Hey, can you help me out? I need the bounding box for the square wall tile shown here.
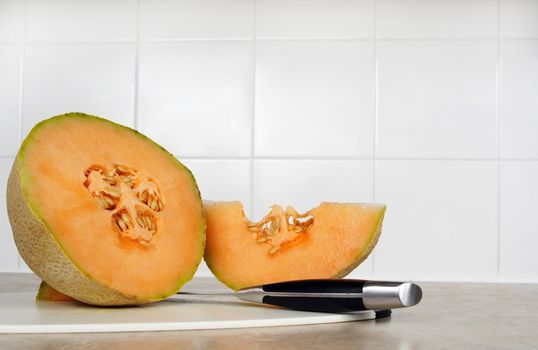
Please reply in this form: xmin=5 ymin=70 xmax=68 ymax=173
xmin=26 ymin=0 xmax=137 ymax=41
xmin=253 ymin=160 xmax=373 ymax=218
xmin=501 ymin=0 xmax=538 ymax=38
xmin=140 ymin=0 xmax=253 ymax=40
xmin=0 ymin=44 xmax=21 ymax=156
xmin=0 ymin=0 xmax=24 ymax=42
xmin=180 ymin=159 xmax=251 ymax=214
xmin=376 ymin=0 xmax=498 ymax=39
xmin=374 ymin=160 xmax=498 ymax=281
xmin=255 ymin=41 xmax=374 ymax=157
xmin=23 ymin=43 xmax=135 ymax=136
xmin=256 ymin=0 xmax=374 ymax=39
xmin=500 ymin=41 xmax=538 ymax=159
xmin=499 ymin=162 xmax=538 ymax=281
xmin=0 ymin=158 xmax=18 ymax=271
xmin=377 ymin=41 xmax=498 ymax=159
xmin=138 ymin=42 xmax=253 ymax=157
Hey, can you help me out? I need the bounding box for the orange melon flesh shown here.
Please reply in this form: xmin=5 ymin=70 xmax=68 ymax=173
xmin=7 ymin=113 xmax=205 ymax=305
xmin=204 ymin=201 xmax=386 ymax=291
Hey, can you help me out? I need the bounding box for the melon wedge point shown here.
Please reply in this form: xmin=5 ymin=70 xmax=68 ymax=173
xmin=7 ymin=113 xmax=205 ymax=306
xmin=36 ymin=281 xmax=76 ymax=302
xmin=203 ymin=201 xmax=386 ymax=291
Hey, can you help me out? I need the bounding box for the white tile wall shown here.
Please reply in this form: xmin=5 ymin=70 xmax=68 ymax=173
xmin=376 ymin=41 xmax=498 ymax=159
xmin=140 ymin=0 xmax=254 ymax=40
xmin=26 ymin=0 xmax=138 ymax=42
xmin=374 ymin=160 xmax=498 ymax=281
xmin=500 ymin=41 xmax=538 ymax=159
xmin=138 ymin=42 xmax=253 ymax=157
xmin=499 ymin=162 xmax=538 ymax=281
xmin=376 ymin=0 xmax=498 ymax=39
xmin=0 ymin=44 xmax=21 ymax=156
xmin=0 ymin=0 xmax=537 ymax=283
xmin=23 ymin=43 xmax=136 ymax=137
xmin=0 ymin=0 xmax=23 ymax=42
xmin=256 ymin=0 xmax=374 ymax=39
xmin=252 ymin=160 xmax=373 ymax=218
xmin=255 ymin=41 xmax=374 ymax=157
xmin=500 ymin=0 xmax=538 ymax=38
xmin=182 ymin=159 xmax=252 ymax=213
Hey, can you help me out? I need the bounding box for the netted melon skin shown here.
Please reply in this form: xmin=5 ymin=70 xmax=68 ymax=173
xmin=7 ymin=158 xmax=150 ymax=306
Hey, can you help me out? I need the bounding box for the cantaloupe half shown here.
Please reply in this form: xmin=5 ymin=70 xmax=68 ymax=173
xmin=7 ymin=113 xmax=205 ymax=306
xmin=204 ymin=201 xmax=386 ymax=290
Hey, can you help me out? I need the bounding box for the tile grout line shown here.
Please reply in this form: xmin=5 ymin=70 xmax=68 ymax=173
xmin=4 ymin=154 xmax=538 ymax=162
xmin=132 ymin=0 xmax=141 ymax=130
xmin=8 ymin=37 xmax=538 ymax=45
xmin=371 ymin=0 xmax=378 ymax=277
xmin=16 ymin=0 xmax=28 ymax=271
xmin=257 ymin=37 xmax=504 ymax=42
xmin=249 ymin=0 xmax=257 ymax=219
xmin=496 ymin=0 xmax=502 ymax=279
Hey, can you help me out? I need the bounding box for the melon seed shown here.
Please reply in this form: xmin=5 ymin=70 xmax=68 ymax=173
xmin=96 ymin=197 xmax=109 ymax=209
xmin=107 ymin=188 xmax=121 ymax=198
xmin=103 ymin=196 xmax=115 ymax=207
xmin=146 ymin=218 xmax=154 ymax=231
xmin=136 ymin=217 xmax=145 ymax=228
xmin=143 ymin=216 xmax=152 ymax=229
xmin=121 ymin=213 xmax=131 ymax=226
xmin=116 ymin=217 xmax=127 ymax=231
xmin=116 ymin=165 xmax=129 ymax=173
xmin=257 ymin=237 xmax=268 ymax=243
xmin=104 ymin=177 xmax=116 ymax=185
xmin=139 ymin=191 xmax=148 ymax=202
xmin=268 ymin=246 xmax=280 ymax=255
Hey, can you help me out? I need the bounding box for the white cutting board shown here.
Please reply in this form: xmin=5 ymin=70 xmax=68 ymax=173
xmin=0 ymin=291 xmax=376 ymax=333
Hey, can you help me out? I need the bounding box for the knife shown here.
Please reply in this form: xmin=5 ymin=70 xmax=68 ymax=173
xmin=178 ymin=279 xmax=422 ymax=314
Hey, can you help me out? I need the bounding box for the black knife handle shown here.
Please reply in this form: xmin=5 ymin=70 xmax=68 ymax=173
xmin=261 ymin=279 xmax=367 ymax=313
xmin=262 ymin=295 xmax=365 ymax=313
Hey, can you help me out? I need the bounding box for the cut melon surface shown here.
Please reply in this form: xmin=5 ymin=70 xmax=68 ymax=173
xmin=7 ymin=113 xmax=205 ymax=306
xmin=204 ymin=201 xmax=386 ymax=291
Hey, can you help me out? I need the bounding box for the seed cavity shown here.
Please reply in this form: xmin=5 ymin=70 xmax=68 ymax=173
xmin=247 ymin=205 xmax=314 ymax=256
xmin=83 ymin=164 xmax=164 ymax=247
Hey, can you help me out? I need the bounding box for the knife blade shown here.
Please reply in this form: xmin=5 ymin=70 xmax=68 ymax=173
xmin=177 ymin=279 xmax=422 ymax=313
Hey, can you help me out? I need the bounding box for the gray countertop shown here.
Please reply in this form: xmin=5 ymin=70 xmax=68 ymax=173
xmin=0 ymin=273 xmax=536 ymax=349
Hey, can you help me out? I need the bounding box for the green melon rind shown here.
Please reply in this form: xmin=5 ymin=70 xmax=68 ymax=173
xmin=204 ymin=202 xmax=386 ymax=291
xmin=8 ymin=112 xmax=205 ymax=306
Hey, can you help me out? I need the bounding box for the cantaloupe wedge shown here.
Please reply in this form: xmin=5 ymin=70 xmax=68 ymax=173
xmin=7 ymin=113 xmax=205 ymax=306
xmin=36 ymin=281 xmax=75 ymax=302
xmin=204 ymin=201 xmax=386 ymax=290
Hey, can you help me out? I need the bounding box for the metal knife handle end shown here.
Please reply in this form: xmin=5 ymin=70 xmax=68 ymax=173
xmin=363 ymin=281 xmax=422 ymax=310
